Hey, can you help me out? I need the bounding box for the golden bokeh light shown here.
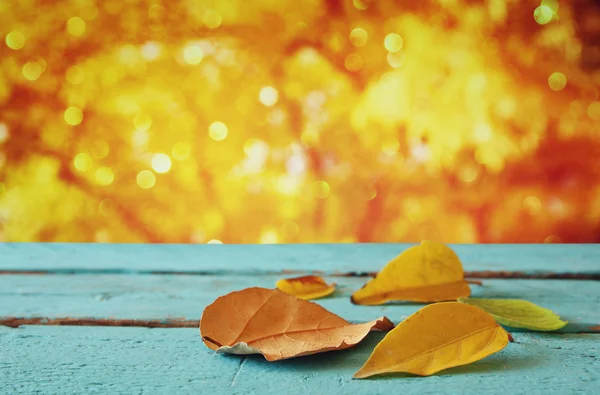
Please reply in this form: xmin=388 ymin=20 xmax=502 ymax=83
xmin=344 ymin=52 xmax=363 ymax=72
xmin=260 ymin=228 xmax=279 ymax=244
xmin=73 ymin=153 xmax=93 ymax=172
xmin=349 ymin=28 xmax=368 ymax=47
xmin=209 ymin=121 xmax=228 ymax=141
xmin=64 ymin=107 xmax=83 ymax=126
xmin=172 ymin=141 xmax=191 ymax=161
xmin=353 ymin=0 xmax=371 ymax=11
xmin=95 ymin=167 xmax=115 ymax=186
xmin=131 ymin=130 xmax=150 ymax=147
xmin=182 ymin=44 xmax=204 ymax=65
xmin=548 ymin=72 xmax=567 ymax=91
xmin=141 ymin=41 xmax=162 ymax=61
xmin=458 ymin=166 xmax=479 ymax=183
xmin=534 ymin=5 xmax=553 ymax=25
xmin=386 ymin=52 xmax=404 ymax=68
xmin=203 ymin=10 xmax=222 ymax=29
xmin=588 ymin=102 xmax=600 ymax=120
xmin=523 ymin=196 xmax=542 ymax=215
xmin=151 ymin=153 xmax=172 ymax=174
xmin=259 ymin=86 xmax=279 ymax=107
xmin=5 ymin=31 xmax=25 ymax=50
xmin=383 ymin=33 xmax=403 ymax=53
xmin=1 ymin=0 xmax=599 ymax=244
xmin=22 ymin=61 xmax=44 ymax=81
xmin=136 ymin=170 xmax=156 ymax=189
xmin=67 ymin=17 xmax=86 ymax=37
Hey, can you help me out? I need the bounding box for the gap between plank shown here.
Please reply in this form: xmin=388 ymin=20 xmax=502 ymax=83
xmin=2 ymin=316 xmax=599 ymax=333
xmin=0 ymin=269 xmax=598 ymax=280
xmin=0 ymin=317 xmax=198 ymax=329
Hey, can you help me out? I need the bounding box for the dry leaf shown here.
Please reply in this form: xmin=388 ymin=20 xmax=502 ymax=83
xmin=200 ymin=287 xmax=394 ymax=361
xmin=458 ymin=297 xmax=568 ymax=331
xmin=351 ymin=241 xmax=471 ymax=305
xmin=354 ymin=302 xmax=510 ymax=378
xmin=275 ymin=275 xmax=335 ymax=300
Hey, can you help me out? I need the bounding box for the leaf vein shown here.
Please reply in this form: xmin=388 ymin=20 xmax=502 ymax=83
xmin=395 ymin=324 xmax=499 ymax=367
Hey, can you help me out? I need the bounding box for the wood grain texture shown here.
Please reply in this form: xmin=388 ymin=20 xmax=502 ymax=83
xmin=1 ymin=326 xmax=598 ymax=394
xmin=1 ymin=275 xmax=598 ymax=332
xmin=1 ymin=243 xmax=599 ymax=274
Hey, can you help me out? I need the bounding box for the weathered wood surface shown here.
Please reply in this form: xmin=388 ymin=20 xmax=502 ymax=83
xmin=0 ymin=243 xmax=599 ymax=393
xmin=1 ymin=275 xmax=598 ymax=332
xmin=1 ymin=327 xmax=598 ymax=394
xmin=2 ymin=243 xmax=599 ymax=275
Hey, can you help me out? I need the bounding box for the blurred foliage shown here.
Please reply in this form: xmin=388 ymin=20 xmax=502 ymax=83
xmin=0 ymin=0 xmax=599 ymax=244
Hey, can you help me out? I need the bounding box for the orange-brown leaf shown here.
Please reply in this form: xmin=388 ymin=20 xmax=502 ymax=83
xmin=200 ymin=287 xmax=394 ymax=361
xmin=276 ymin=275 xmax=335 ymax=300
xmin=354 ymin=302 xmax=510 ymax=378
xmin=351 ymin=241 xmax=471 ymax=305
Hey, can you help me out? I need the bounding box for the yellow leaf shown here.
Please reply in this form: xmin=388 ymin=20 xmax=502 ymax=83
xmin=351 ymin=241 xmax=470 ymax=305
xmin=354 ymin=302 xmax=510 ymax=378
xmin=458 ymin=297 xmax=568 ymax=331
xmin=276 ymin=275 xmax=335 ymax=300
xmin=200 ymin=287 xmax=394 ymax=361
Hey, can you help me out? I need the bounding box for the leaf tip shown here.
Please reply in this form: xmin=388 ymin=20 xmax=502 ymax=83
xmin=555 ymin=319 xmax=568 ymax=330
xmin=353 ymin=368 xmax=371 ymax=379
xmin=373 ymin=316 xmax=395 ymax=331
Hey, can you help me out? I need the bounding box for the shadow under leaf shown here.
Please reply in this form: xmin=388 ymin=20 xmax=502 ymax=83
xmin=357 ymin=351 xmax=542 ymax=380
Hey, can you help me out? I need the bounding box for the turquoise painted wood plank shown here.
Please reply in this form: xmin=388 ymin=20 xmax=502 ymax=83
xmin=1 ymin=326 xmax=598 ymax=394
xmin=1 ymin=243 xmax=599 ymax=274
xmin=1 ymin=275 xmax=597 ymax=332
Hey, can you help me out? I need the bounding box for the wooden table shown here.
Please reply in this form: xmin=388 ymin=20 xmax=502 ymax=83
xmin=1 ymin=243 xmax=599 ymax=394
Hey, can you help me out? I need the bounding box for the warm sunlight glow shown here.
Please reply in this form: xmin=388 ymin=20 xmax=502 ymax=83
xmin=64 ymin=107 xmax=83 ymax=126
xmin=137 ymin=170 xmax=156 ymax=189
xmin=209 ymin=122 xmax=228 ymax=141
xmin=151 ymin=153 xmax=172 ymax=173
xmin=1 ymin=0 xmax=598 ymax=244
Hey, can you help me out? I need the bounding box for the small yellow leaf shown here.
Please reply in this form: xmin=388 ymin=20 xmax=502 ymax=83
xmin=276 ymin=275 xmax=335 ymax=300
xmin=458 ymin=297 xmax=568 ymax=331
xmin=351 ymin=241 xmax=470 ymax=305
xmin=355 ymin=302 xmax=510 ymax=378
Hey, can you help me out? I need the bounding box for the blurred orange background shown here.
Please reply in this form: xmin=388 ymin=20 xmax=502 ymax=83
xmin=0 ymin=0 xmax=599 ymax=244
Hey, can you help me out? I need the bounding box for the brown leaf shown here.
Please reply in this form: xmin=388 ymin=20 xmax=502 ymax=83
xmin=200 ymin=287 xmax=394 ymax=361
